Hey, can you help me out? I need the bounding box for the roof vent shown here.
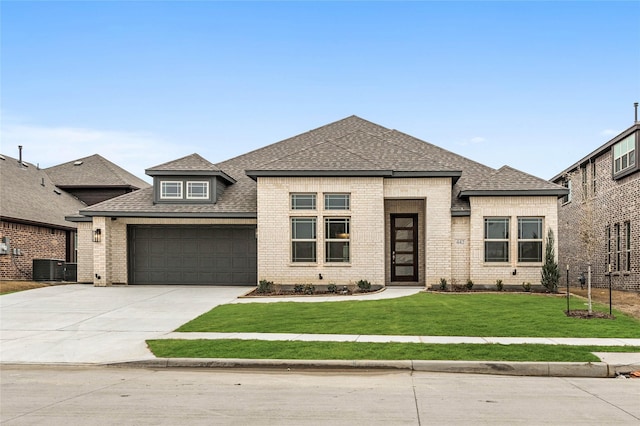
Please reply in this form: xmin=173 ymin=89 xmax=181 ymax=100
xmin=41 ymin=177 xmax=45 ymax=187
xmin=635 ymin=102 xmax=638 ymax=123
xmin=74 ymin=160 xmax=83 ymax=166
xmin=0 ymin=155 xmax=5 ymax=161
xmin=53 ymin=189 xmax=61 ymax=195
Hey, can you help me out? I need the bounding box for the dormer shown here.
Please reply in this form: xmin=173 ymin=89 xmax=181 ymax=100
xmin=145 ymin=154 xmax=235 ymax=204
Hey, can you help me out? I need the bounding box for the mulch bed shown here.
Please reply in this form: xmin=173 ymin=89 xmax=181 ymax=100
xmin=564 ymin=310 xmax=615 ymax=320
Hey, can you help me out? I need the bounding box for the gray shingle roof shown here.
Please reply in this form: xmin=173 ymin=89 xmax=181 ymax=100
xmin=1 ymin=155 xmax=86 ymax=229
xmin=77 ymin=115 xmax=567 ymax=218
xmin=45 ymin=154 xmax=150 ymax=189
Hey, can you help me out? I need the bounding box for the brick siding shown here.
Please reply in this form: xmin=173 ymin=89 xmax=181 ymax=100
xmin=0 ymin=220 xmax=67 ymax=280
xmin=556 ymin=151 xmax=639 ymax=291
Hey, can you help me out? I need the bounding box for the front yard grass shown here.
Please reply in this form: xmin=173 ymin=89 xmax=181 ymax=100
xmin=147 ymin=339 xmax=640 ymax=362
xmin=177 ymin=293 xmax=640 ymax=338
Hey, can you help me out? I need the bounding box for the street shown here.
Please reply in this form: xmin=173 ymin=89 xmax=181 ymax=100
xmin=1 ymin=366 xmax=639 ymax=425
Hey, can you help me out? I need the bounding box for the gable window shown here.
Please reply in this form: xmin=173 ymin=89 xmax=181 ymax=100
xmin=324 ymin=194 xmax=350 ymax=210
xmin=161 ymin=181 xmax=182 ymax=199
xmin=484 ymin=218 xmax=509 ymax=262
xmin=613 ymin=133 xmax=636 ymax=175
xmin=187 ymin=181 xmax=209 ymax=199
xmin=291 ymin=218 xmax=316 ymax=262
xmin=518 ymin=218 xmax=543 ymax=263
xmin=624 ymin=221 xmax=631 ymax=272
xmin=291 ymin=193 xmax=316 ymax=210
xmin=325 ymin=218 xmax=350 ymax=262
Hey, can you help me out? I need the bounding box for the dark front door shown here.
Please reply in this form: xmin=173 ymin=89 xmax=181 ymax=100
xmin=391 ymin=214 xmax=418 ymax=282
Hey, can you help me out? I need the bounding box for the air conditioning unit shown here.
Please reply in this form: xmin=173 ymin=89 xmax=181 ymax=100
xmin=32 ymin=259 xmax=65 ymax=281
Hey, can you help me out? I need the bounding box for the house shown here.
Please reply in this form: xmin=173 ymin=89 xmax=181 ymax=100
xmin=0 ymin=151 xmax=150 ymax=281
xmin=551 ymin=115 xmax=639 ymax=291
xmin=45 ymin=154 xmax=151 ymax=206
xmin=0 ymin=153 xmax=86 ymax=280
xmin=72 ymin=116 xmax=568 ymax=288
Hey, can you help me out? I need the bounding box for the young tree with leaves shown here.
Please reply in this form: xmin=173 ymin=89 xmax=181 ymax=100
xmin=541 ymin=229 xmax=560 ymax=293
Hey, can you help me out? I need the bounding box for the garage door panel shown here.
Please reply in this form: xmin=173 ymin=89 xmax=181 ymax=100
xmin=129 ymin=225 xmax=256 ymax=285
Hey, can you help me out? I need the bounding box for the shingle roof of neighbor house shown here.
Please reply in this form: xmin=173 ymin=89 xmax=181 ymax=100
xmin=77 ymin=116 xmax=567 ymax=218
xmin=45 ymin=154 xmax=150 ymax=189
xmin=0 ymin=154 xmax=87 ymax=229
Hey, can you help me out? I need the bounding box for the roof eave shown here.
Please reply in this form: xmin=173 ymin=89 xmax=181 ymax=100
xmin=76 ymin=211 xmax=256 ymax=219
xmin=459 ymin=189 xmax=570 ymax=198
xmin=145 ymin=169 xmax=236 ymax=185
xmin=245 ymin=170 xmax=393 ymax=180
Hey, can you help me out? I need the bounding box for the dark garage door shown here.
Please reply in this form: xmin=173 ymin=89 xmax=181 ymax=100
xmin=128 ymin=225 xmax=257 ymax=285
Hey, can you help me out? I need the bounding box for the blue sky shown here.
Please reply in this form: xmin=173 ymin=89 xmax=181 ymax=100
xmin=2 ymin=1 xmax=639 ymax=182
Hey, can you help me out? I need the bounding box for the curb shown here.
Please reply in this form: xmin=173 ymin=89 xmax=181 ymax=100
xmin=108 ymin=358 xmax=622 ymax=378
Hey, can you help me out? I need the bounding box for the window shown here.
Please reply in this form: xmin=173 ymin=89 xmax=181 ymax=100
xmin=625 ymin=221 xmax=631 ymax=272
xmin=325 ymin=218 xmax=350 ymax=262
xmin=484 ymin=218 xmax=509 ymax=262
xmin=291 ymin=193 xmax=316 ymax=210
xmin=581 ymin=166 xmax=587 ymax=199
xmin=613 ymin=133 xmax=636 ymax=175
xmin=605 ymin=225 xmax=611 ymax=270
xmin=561 ymin=179 xmax=572 ymax=204
xmin=187 ymin=181 xmax=209 ymax=199
xmin=518 ymin=218 xmax=543 ymax=262
xmin=324 ymin=194 xmax=350 ymax=210
xmin=615 ymin=223 xmax=621 ymax=272
xmin=291 ymin=218 xmax=316 ymax=262
xmin=591 ymin=161 xmax=597 ymax=195
xmin=161 ymin=181 xmax=182 ymax=199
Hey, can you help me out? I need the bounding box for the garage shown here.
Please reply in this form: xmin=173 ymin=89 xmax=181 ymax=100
xmin=128 ymin=225 xmax=257 ymax=285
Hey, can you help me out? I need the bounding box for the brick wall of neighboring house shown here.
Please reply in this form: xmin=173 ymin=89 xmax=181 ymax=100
xmin=556 ymin=151 xmax=639 ymax=291
xmin=469 ymin=196 xmax=559 ymax=287
xmin=0 ymin=220 xmax=67 ymax=280
xmin=89 ymin=217 xmax=257 ymax=286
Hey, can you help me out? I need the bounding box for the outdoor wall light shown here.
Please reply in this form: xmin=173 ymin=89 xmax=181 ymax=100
xmin=93 ymin=229 xmax=102 ymax=243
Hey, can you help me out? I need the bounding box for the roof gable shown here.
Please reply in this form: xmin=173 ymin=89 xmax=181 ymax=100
xmin=0 ymin=155 xmax=86 ymax=229
xmin=460 ymin=166 xmax=569 ymax=196
xmin=45 ymin=154 xmax=150 ymax=189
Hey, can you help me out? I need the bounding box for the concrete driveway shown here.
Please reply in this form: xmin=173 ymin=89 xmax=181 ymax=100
xmin=0 ymin=284 xmax=248 ymax=364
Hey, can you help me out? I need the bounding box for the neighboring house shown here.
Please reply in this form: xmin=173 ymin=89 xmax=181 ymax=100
xmin=0 ymin=154 xmax=86 ymax=280
xmin=1 ymin=151 xmax=151 ymax=281
xmin=45 ymin=154 xmax=151 ymax=206
xmin=72 ymin=116 xmax=567 ymax=288
xmin=551 ymin=119 xmax=639 ymax=291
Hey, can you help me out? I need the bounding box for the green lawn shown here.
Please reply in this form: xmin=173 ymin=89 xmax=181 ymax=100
xmin=147 ymin=339 xmax=640 ymax=362
xmin=177 ymin=293 xmax=640 ymax=338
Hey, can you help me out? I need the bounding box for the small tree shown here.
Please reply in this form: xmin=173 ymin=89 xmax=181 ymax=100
xmin=541 ymin=229 xmax=560 ymax=293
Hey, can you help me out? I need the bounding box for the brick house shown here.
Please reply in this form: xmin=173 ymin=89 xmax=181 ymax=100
xmin=0 ymin=152 xmax=150 ymax=281
xmin=72 ymin=116 xmax=567 ymax=289
xmin=551 ymin=119 xmax=639 ymax=291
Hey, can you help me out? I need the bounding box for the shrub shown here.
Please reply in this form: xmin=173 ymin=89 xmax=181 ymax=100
xmin=522 ymin=282 xmax=532 ymax=292
xmin=303 ymin=284 xmax=315 ymax=295
xmin=327 ymin=283 xmax=338 ymax=293
xmin=257 ymin=279 xmax=273 ymax=294
xmin=466 ymin=279 xmax=474 ymax=290
xmin=439 ymin=278 xmax=448 ymax=291
xmin=496 ymin=279 xmax=504 ymax=291
xmin=357 ymin=279 xmax=372 ymax=292
xmin=293 ymin=284 xmax=304 ymax=294
xmin=541 ymin=229 xmax=560 ymax=293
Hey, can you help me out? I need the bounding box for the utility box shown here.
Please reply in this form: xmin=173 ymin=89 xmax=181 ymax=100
xmin=32 ymin=259 xmax=65 ymax=281
xmin=64 ymin=263 xmax=77 ymax=282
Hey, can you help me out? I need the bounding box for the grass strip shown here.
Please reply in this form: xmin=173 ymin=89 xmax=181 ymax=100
xmin=147 ymin=339 xmax=640 ymax=363
xmin=177 ymin=293 xmax=640 ymax=338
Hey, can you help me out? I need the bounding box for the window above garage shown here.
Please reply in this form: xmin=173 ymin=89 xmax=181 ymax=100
xmin=153 ymin=177 xmax=221 ymax=204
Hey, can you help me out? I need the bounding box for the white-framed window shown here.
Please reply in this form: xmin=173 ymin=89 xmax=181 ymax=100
xmin=561 ymin=179 xmax=572 ymax=204
xmin=324 ymin=193 xmax=350 ymax=210
xmin=518 ymin=218 xmax=543 ymax=263
xmin=187 ymin=181 xmax=209 ymax=199
xmin=161 ymin=181 xmax=183 ymax=199
xmin=484 ymin=218 xmax=509 ymax=262
xmin=291 ymin=217 xmax=316 ymax=262
xmin=325 ymin=217 xmax=350 ymax=262
xmin=613 ymin=133 xmax=636 ymax=175
xmin=291 ymin=193 xmax=316 ymax=210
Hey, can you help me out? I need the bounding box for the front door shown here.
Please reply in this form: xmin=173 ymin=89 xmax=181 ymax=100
xmin=391 ymin=214 xmax=418 ymax=282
